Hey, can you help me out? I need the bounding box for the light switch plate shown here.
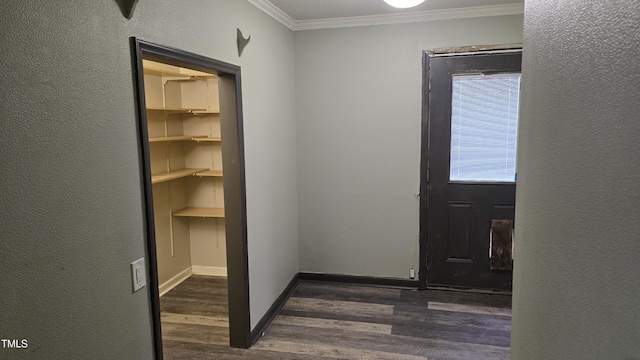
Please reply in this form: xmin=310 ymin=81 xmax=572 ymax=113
xmin=131 ymin=258 xmax=146 ymax=292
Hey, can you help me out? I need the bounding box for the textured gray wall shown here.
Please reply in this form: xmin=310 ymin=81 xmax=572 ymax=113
xmin=294 ymin=16 xmax=524 ymax=278
xmin=511 ymin=0 xmax=640 ymax=358
xmin=0 ymin=1 xmax=298 ymax=358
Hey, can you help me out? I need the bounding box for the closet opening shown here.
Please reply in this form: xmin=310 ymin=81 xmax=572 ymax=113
xmin=131 ymin=39 xmax=250 ymax=357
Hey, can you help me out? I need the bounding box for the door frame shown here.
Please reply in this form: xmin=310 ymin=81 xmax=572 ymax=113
xmin=130 ymin=38 xmax=251 ymax=355
xmin=419 ymin=46 xmax=522 ymax=290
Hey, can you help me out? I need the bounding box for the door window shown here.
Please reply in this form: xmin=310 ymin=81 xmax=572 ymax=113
xmin=449 ymin=73 xmax=521 ymax=182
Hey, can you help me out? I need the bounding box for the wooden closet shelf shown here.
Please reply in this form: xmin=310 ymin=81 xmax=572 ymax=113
xmin=192 ymin=136 xmax=222 ymax=142
xmin=149 ymin=135 xmax=218 ymax=143
xmin=173 ymin=207 xmax=225 ymax=218
xmin=194 ymin=170 xmax=223 ymax=177
xmin=151 ymin=168 xmax=209 ymax=184
xmin=149 ymin=135 xmax=198 ymax=143
xmin=143 ymin=66 xmax=217 ymax=78
xmin=146 ymin=107 xmax=207 ymax=113
xmin=191 ymin=110 xmax=220 ymax=115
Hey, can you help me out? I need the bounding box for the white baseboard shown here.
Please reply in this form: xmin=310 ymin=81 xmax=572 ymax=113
xmin=192 ymin=265 xmax=227 ymax=277
xmin=159 ymin=267 xmax=192 ymax=297
xmin=158 ymin=266 xmax=227 ymax=297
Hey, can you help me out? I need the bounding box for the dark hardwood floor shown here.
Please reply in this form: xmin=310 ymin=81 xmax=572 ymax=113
xmin=161 ymin=275 xmax=511 ymax=359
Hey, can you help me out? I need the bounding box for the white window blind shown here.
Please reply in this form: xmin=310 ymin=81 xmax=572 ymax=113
xmin=449 ymin=73 xmax=521 ymax=182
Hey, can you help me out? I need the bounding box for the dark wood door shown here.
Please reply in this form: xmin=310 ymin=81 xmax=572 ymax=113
xmin=423 ymin=52 xmax=522 ymax=291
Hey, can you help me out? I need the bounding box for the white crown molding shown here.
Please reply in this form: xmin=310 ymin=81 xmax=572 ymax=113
xmin=248 ymin=1 xmax=524 ymax=32
xmin=294 ymin=3 xmax=524 ymax=31
xmin=247 ymin=0 xmax=296 ymax=30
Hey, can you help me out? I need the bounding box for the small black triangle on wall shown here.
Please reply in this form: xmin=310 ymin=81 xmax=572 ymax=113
xmin=237 ymin=28 xmax=251 ymax=57
xmin=116 ymin=0 xmax=140 ymax=20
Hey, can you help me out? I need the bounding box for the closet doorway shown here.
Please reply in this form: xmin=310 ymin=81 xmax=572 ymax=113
xmin=131 ymin=39 xmax=250 ymax=356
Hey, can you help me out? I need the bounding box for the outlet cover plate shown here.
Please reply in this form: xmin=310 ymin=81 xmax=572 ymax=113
xmin=131 ymin=258 xmax=146 ymax=292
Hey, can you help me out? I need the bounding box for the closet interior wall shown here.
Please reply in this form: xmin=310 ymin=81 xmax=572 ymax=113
xmin=142 ymin=59 xmax=227 ymax=295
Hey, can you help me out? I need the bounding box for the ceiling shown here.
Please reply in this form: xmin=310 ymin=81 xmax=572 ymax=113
xmin=248 ymin=0 xmax=524 ymax=30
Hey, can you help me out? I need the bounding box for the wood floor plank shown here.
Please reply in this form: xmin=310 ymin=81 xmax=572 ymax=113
xmin=162 ymin=313 xmax=229 ymax=327
xmin=163 ymin=340 xmax=244 ymax=360
xmin=283 ymin=297 xmax=395 ymax=319
xmin=428 ymin=301 xmax=512 ymax=317
xmin=278 ymin=308 xmax=395 ymax=326
xmin=401 ymin=288 xmax=512 ymax=308
xmin=161 ymin=291 xmax=227 ymax=302
xmin=163 ymin=339 xmax=340 ymax=360
xmin=162 ymin=285 xmax=227 ymax=298
xmin=161 ymin=298 xmax=228 ymax=316
xmin=253 ymin=339 xmax=430 ymax=360
xmin=391 ymin=323 xmax=510 ymax=348
xmin=262 ymin=322 xmax=509 ymax=360
xmin=162 ymin=322 xmax=229 ymax=346
xmin=292 ymin=281 xmax=403 ymax=305
xmin=165 ymin=285 xmax=227 ymax=294
xmin=272 ymin=314 xmax=393 ymax=335
xmin=393 ymin=306 xmax=511 ymax=332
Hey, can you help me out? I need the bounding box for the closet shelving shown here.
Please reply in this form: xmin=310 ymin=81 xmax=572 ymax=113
xmin=143 ymin=59 xmax=224 ymax=218
xmin=173 ymin=207 xmax=225 ymax=218
xmin=146 ymin=107 xmax=207 ymax=113
xmin=143 ymin=58 xmax=227 ymax=288
xmin=151 ymin=168 xmax=209 ymax=184
xmin=149 ymin=135 xmax=221 ymax=143
xmin=195 ymin=170 xmax=223 ymax=177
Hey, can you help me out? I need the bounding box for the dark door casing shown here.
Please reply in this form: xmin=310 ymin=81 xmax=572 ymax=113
xmin=131 ymin=38 xmax=251 ymax=356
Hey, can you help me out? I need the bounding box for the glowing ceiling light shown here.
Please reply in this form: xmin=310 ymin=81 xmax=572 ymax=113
xmin=383 ymin=0 xmax=426 ymax=8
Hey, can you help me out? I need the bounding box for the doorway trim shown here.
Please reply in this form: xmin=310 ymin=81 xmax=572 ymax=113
xmin=419 ymin=45 xmax=522 ymax=290
xmin=130 ymin=38 xmax=251 ymax=355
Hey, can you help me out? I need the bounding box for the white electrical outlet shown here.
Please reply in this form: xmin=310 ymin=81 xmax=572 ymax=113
xmin=410 ymin=268 xmax=415 ymax=279
xmin=131 ymin=258 xmax=146 ymax=293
